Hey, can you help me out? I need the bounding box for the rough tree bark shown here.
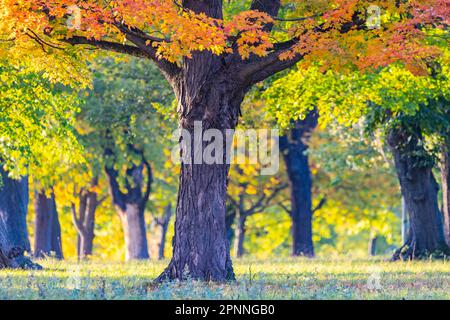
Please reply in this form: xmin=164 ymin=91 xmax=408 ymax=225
xmin=280 ymin=112 xmax=319 ymax=257
xmin=34 ymin=190 xmax=63 ymax=259
xmin=155 ymin=204 xmax=173 ymax=260
xmin=440 ymin=150 xmax=450 ymax=246
xmin=0 ymin=167 xmax=41 ymax=269
xmin=388 ymin=127 xmax=450 ymax=260
xmin=105 ymin=151 xmax=152 ymax=261
xmin=155 ymin=0 xmax=306 ymax=282
xmin=156 ymin=72 xmax=242 ymax=280
xmin=71 ymin=177 xmax=104 ymax=260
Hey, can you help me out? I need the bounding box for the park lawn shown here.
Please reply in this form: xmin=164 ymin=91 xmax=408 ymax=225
xmin=0 ymin=257 xmax=448 ymax=300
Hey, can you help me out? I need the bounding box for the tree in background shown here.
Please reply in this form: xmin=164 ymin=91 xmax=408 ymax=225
xmin=310 ymin=126 xmax=401 ymax=256
xmin=228 ymin=165 xmax=286 ymax=258
xmin=0 ymin=62 xmax=81 ymax=268
xmin=265 ymin=59 xmax=450 ymax=259
xmin=81 ymin=55 xmax=173 ymax=260
xmin=148 ymin=146 xmax=178 ymax=260
xmin=67 ymin=174 xmax=107 ymax=260
xmin=33 ymin=190 xmax=63 ymax=259
xmin=2 ymin=0 xmax=446 ymax=279
xmin=279 ymin=113 xmax=320 ymax=257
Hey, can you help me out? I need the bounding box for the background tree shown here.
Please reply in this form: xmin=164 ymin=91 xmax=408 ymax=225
xmin=265 ymin=60 xmax=450 ymax=259
xmin=80 ymin=55 xmax=173 ymax=261
xmin=228 ymin=164 xmax=286 ymax=258
xmin=279 ymin=114 xmax=320 ymax=257
xmin=0 ymin=61 xmax=81 ymax=268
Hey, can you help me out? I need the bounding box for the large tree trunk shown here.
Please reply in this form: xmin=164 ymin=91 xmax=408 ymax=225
xmin=34 ymin=190 xmax=63 ymax=259
xmin=440 ymin=150 xmax=450 ymax=246
xmin=0 ymin=167 xmax=41 ymax=269
xmin=280 ymin=112 xmax=318 ymax=257
xmin=105 ymin=159 xmax=152 ymax=261
xmin=234 ymin=213 xmax=246 ymax=258
xmin=156 ymin=50 xmax=243 ymax=282
xmin=388 ymin=128 xmax=450 ymax=260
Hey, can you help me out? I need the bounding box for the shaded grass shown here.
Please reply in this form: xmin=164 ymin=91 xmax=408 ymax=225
xmin=0 ymin=257 xmax=448 ymax=300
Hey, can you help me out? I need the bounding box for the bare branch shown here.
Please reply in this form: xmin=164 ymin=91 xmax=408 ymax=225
xmin=277 ymin=201 xmax=292 ymax=216
xmin=104 ymin=147 xmax=127 ymax=211
xmin=312 ymin=198 xmax=327 ymax=214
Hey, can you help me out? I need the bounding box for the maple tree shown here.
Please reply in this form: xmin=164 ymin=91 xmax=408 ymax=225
xmin=1 ymin=0 xmax=448 ymax=280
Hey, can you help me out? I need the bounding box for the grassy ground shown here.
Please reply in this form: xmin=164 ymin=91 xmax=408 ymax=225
xmin=0 ymin=257 xmax=448 ymax=300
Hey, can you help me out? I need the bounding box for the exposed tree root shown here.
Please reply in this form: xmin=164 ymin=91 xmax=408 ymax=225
xmin=0 ymin=248 xmax=43 ymax=270
xmin=391 ymin=241 xmax=450 ymax=261
xmin=155 ymin=261 xmax=236 ymax=283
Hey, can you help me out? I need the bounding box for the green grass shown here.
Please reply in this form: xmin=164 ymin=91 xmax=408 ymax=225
xmin=0 ymin=257 xmax=448 ymax=300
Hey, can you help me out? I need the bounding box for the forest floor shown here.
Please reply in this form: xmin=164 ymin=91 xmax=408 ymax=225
xmin=0 ymin=257 xmax=448 ymax=300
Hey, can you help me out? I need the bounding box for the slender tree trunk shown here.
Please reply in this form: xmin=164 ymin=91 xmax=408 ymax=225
xmin=388 ymin=128 xmax=450 ymax=260
xmin=157 ymin=52 xmax=243 ymax=281
xmin=0 ymin=167 xmax=40 ymax=269
xmin=158 ymin=204 xmax=173 ymax=260
xmin=280 ymin=113 xmax=318 ymax=257
xmin=80 ymin=191 xmax=97 ymax=258
xmin=158 ymin=223 xmax=168 ymax=260
xmin=105 ymin=160 xmax=152 ymax=261
xmin=72 ymin=179 xmax=100 ymax=261
xmin=34 ymin=190 xmax=63 ymax=259
xmin=225 ymin=205 xmax=236 ymax=245
xmin=234 ymin=213 xmax=246 ymax=258
xmin=368 ymin=236 xmax=378 ymax=256
xmin=440 ymin=150 xmax=450 ymax=246
xmin=401 ymin=197 xmax=409 ymax=244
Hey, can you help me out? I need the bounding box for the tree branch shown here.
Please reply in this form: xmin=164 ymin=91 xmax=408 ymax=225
xmin=237 ymin=43 xmax=304 ymax=86
xmin=104 ymin=147 xmax=127 ymax=211
xmin=236 ymin=9 xmax=367 ymax=86
xmin=312 ymin=197 xmax=327 ymax=214
xmin=246 ymin=183 xmax=288 ymax=216
xmin=114 ymin=23 xmax=181 ymax=79
xmin=250 ymin=0 xmax=281 ymax=32
xmin=277 ymin=201 xmax=292 ymax=217
xmin=70 ymin=203 xmax=85 ymax=237
xmin=64 ymin=36 xmax=148 ymax=58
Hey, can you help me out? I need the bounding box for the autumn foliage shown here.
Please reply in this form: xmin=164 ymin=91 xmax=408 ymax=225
xmin=0 ymin=0 xmax=448 ymax=76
